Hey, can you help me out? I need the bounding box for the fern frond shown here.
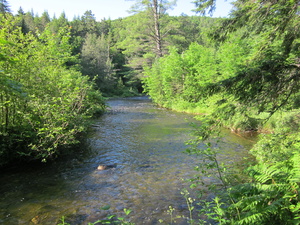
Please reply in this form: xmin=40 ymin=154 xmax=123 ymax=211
xmin=237 ymin=212 xmax=265 ymax=225
xmin=289 ymin=202 xmax=300 ymax=219
xmin=250 ymin=164 xmax=284 ymax=184
xmin=290 ymin=151 xmax=300 ymax=183
xmin=239 ymin=195 xmax=265 ymax=210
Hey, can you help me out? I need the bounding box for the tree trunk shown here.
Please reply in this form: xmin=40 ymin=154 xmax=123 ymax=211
xmin=152 ymin=0 xmax=163 ymax=57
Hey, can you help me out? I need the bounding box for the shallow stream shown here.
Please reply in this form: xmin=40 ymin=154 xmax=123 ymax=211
xmin=0 ymin=97 xmax=254 ymax=224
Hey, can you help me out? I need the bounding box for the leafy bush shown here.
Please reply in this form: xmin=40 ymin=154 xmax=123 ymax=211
xmin=0 ymin=15 xmax=106 ymax=165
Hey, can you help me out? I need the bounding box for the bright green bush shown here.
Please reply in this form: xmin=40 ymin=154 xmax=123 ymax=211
xmin=0 ymin=15 xmax=106 ymax=165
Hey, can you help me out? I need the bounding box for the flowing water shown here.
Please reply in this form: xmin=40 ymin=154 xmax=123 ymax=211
xmin=0 ymin=97 xmax=254 ymax=224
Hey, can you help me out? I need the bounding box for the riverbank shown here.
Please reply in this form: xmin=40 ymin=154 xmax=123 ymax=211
xmin=144 ymin=97 xmax=300 ymax=224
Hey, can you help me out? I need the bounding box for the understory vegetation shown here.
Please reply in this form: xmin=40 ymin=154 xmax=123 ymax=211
xmin=0 ymin=15 xmax=107 ymax=165
xmin=142 ymin=0 xmax=300 ymax=224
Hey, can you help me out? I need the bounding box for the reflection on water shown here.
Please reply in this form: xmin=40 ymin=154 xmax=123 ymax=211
xmin=0 ymin=97 xmax=254 ymax=224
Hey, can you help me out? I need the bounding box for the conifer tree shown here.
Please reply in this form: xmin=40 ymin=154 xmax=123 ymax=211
xmin=0 ymin=0 xmax=10 ymax=14
xmin=129 ymin=0 xmax=177 ymax=57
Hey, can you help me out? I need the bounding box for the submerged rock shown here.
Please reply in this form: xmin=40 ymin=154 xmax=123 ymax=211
xmin=97 ymin=164 xmax=116 ymax=171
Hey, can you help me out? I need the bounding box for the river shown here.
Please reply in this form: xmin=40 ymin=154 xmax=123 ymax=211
xmin=0 ymin=97 xmax=254 ymax=224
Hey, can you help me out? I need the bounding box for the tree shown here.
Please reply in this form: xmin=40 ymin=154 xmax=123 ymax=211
xmin=81 ymin=10 xmax=99 ymax=35
xmin=0 ymin=0 xmax=10 ymax=14
xmin=214 ymin=0 xmax=299 ymax=115
xmin=182 ymin=1 xmax=300 ymax=224
xmin=129 ymin=0 xmax=177 ymax=57
xmin=38 ymin=11 xmax=51 ymax=32
xmin=15 ymin=7 xmax=25 ymax=17
xmin=192 ymin=0 xmax=216 ymax=16
xmin=0 ymin=15 xmax=105 ymax=165
xmin=111 ymin=0 xmax=178 ymax=91
xmin=49 ymin=12 xmax=69 ymax=34
xmin=22 ymin=11 xmax=36 ymax=34
xmin=81 ymin=33 xmax=115 ymax=94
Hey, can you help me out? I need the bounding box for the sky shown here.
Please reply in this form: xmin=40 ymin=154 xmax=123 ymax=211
xmin=9 ymin=0 xmax=233 ymax=21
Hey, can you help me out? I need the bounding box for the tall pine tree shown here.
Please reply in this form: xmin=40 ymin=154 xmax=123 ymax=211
xmin=0 ymin=0 xmax=10 ymax=14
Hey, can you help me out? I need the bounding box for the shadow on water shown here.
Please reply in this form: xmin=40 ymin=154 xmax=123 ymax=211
xmin=0 ymin=96 xmax=255 ymax=225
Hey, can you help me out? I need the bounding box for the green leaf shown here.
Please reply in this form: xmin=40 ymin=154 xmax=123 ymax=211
xmin=107 ymin=215 xmax=116 ymax=220
xmin=124 ymin=208 xmax=132 ymax=215
xmin=101 ymin=205 xmax=111 ymax=210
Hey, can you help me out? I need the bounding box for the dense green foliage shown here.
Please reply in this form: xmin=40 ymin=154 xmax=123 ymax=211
xmin=186 ymin=125 xmax=300 ymax=224
xmin=2 ymin=0 xmax=300 ymax=223
xmin=143 ymin=0 xmax=300 ymax=224
xmin=0 ymin=15 xmax=106 ymax=165
xmin=0 ymin=1 xmax=218 ymax=165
